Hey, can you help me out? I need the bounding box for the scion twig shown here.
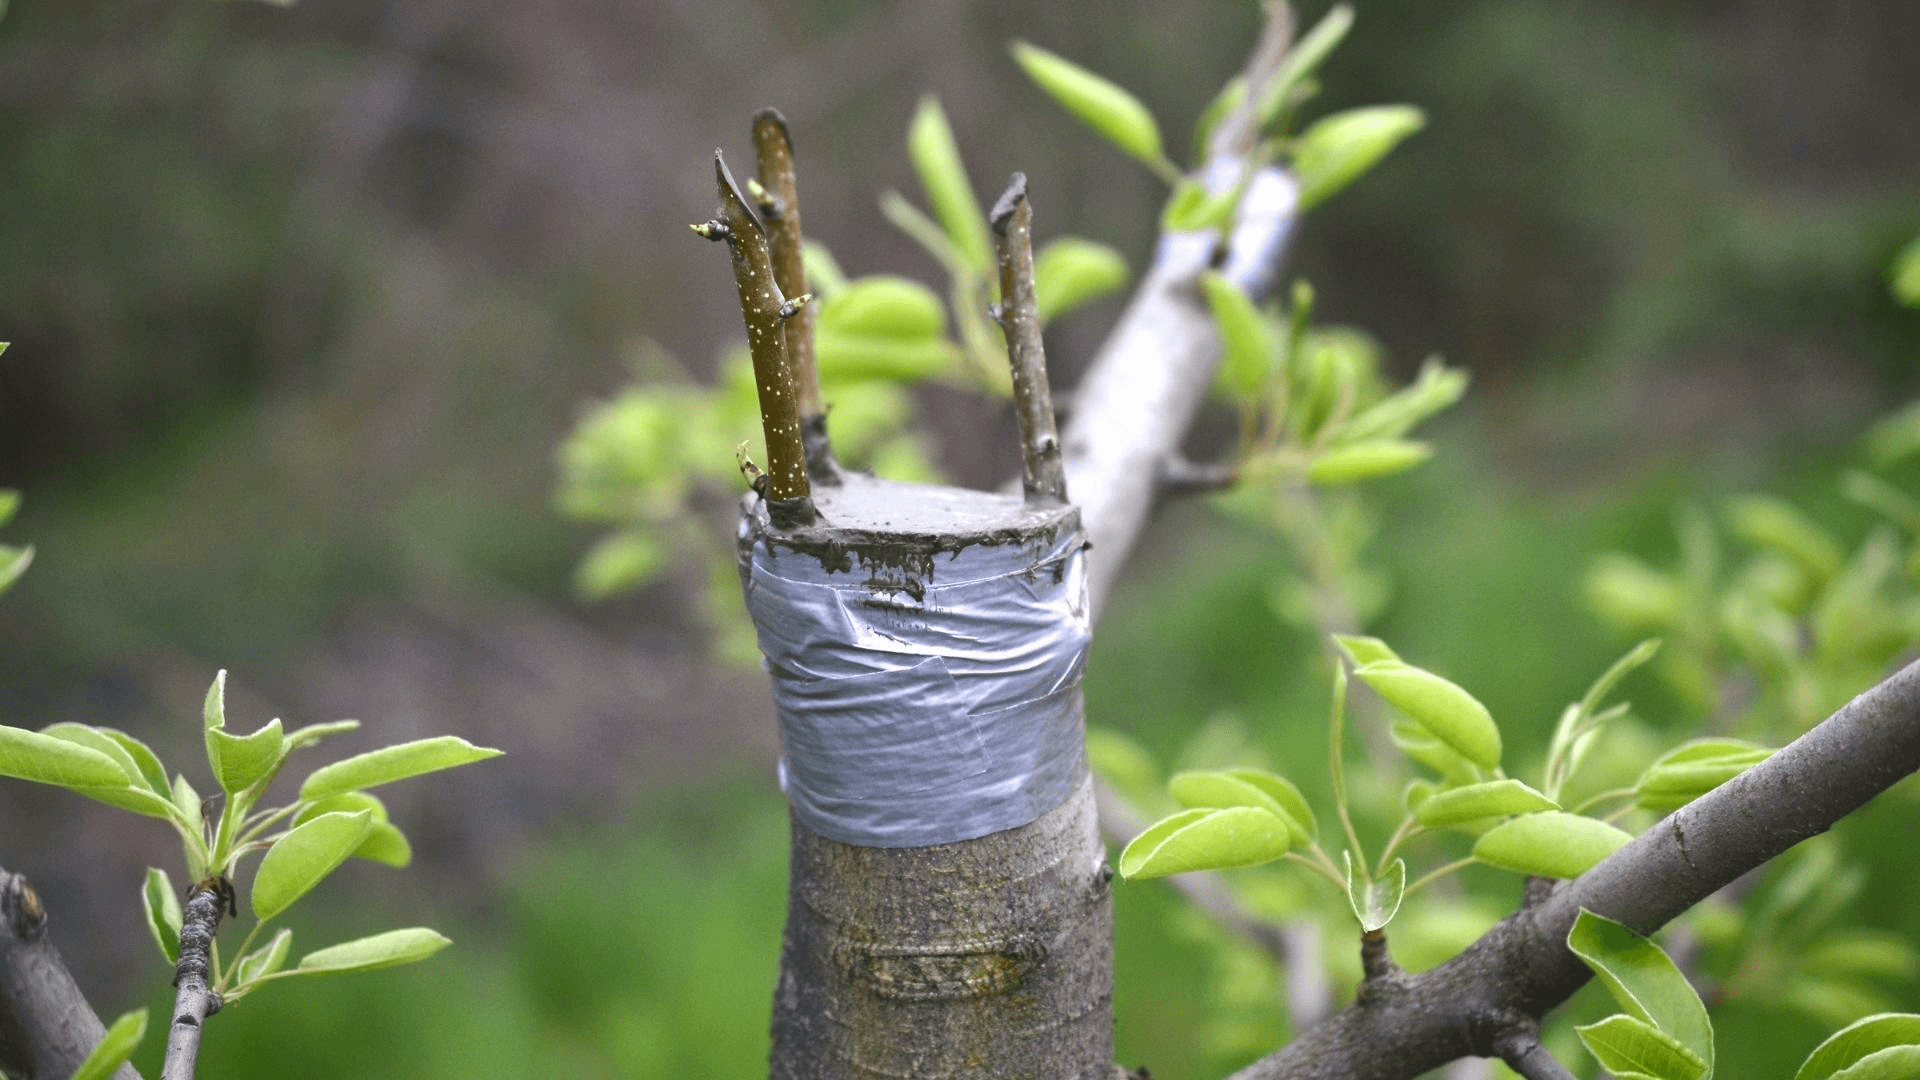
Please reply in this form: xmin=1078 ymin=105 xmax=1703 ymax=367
xmin=750 ymin=108 xmax=836 ymax=481
xmin=161 ymin=877 xmax=230 ymax=1080
xmin=990 ymin=173 xmax=1068 ymax=505
xmin=693 ymin=150 xmax=814 ymax=527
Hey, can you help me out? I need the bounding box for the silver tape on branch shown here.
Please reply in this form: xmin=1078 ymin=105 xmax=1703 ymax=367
xmin=742 ymin=514 xmax=1091 ymax=848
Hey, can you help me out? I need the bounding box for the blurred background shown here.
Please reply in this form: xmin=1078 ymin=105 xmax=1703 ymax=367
xmin=0 ymin=0 xmax=1916 ymax=1076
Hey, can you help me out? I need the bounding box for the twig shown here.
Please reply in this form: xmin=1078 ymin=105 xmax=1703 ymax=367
xmin=161 ymin=877 xmax=230 ymax=1080
xmin=1492 ymin=1025 xmax=1578 ymax=1080
xmin=1358 ymin=929 xmax=1398 ymax=984
xmin=990 ymin=173 xmax=1068 ymax=505
xmin=0 ymin=867 xmax=139 ymax=1080
xmin=1155 ymin=455 xmax=1238 ymax=496
xmin=750 ymin=108 xmax=836 ymax=481
xmin=694 ymin=151 xmax=814 ymax=527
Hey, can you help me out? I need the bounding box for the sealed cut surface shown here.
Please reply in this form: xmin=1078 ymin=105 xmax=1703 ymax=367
xmin=745 ymin=472 xmax=1079 ymax=561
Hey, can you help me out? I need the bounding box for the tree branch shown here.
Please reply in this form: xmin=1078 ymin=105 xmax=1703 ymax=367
xmin=1227 ymin=656 xmax=1920 ymax=1079
xmin=991 ymin=172 xmax=1068 ymax=506
xmin=750 ymin=107 xmax=835 ymax=479
xmin=0 ymin=867 xmax=140 ymax=1080
xmin=161 ymin=877 xmax=229 ymax=1080
xmin=1492 ymin=1025 xmax=1576 ymax=1080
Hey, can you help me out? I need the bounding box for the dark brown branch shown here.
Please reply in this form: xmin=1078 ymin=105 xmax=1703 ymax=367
xmin=751 ymin=108 xmax=837 ymax=482
xmin=0 ymin=868 xmax=139 ymax=1080
xmin=1228 ymin=657 xmax=1920 ymax=1078
xmin=990 ymin=173 xmax=1068 ymax=505
xmin=161 ymin=878 xmax=228 ymax=1080
xmin=1493 ymin=1025 xmax=1577 ymax=1080
xmin=696 ymin=150 xmax=814 ymax=526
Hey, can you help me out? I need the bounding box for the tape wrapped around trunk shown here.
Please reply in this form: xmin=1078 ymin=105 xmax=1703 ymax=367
xmin=742 ymin=521 xmax=1091 ymax=848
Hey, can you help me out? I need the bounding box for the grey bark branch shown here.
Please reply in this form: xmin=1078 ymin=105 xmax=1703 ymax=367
xmin=0 ymin=868 xmax=140 ymax=1080
xmin=1493 ymin=1026 xmax=1577 ymax=1080
xmin=1226 ymin=656 xmax=1920 ymax=1079
xmin=161 ymin=879 xmax=228 ymax=1080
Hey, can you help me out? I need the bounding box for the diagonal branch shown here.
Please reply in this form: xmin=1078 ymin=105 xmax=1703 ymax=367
xmin=1226 ymin=657 xmax=1920 ymax=1079
xmin=0 ymin=867 xmax=141 ymax=1080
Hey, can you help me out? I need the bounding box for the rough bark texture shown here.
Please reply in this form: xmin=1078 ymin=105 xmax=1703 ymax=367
xmin=750 ymin=108 xmax=830 ymax=453
xmin=1227 ymin=656 xmax=1920 ymax=1079
xmin=161 ymin=878 xmax=228 ymax=1080
xmin=771 ymin=776 xmax=1115 ymax=1079
xmin=0 ymin=868 xmax=140 ymax=1080
xmin=991 ymin=173 xmax=1068 ymax=507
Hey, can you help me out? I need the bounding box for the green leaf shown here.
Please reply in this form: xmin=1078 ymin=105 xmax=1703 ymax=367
xmin=906 ymin=97 xmax=991 ymax=275
xmin=1414 ymin=779 xmax=1558 ymax=829
xmin=1161 ymin=179 xmax=1239 ymax=232
xmin=1202 ymin=273 xmax=1278 ymax=398
xmin=233 ymin=927 xmax=294 ymax=988
xmin=574 ymin=529 xmax=666 ymax=600
xmin=1797 ymin=1014 xmax=1920 ymax=1080
xmin=1255 ymin=3 xmax=1355 ymax=131
xmin=1033 ymin=238 xmax=1127 ymax=323
xmin=1473 ymin=813 xmax=1631 ymax=879
xmin=1579 ymin=639 xmax=1663 ymax=721
xmin=1635 ymin=739 xmax=1772 ymax=811
xmin=70 ymin=1008 xmax=148 ymax=1080
xmin=1830 ymin=1046 xmax=1920 ymax=1080
xmin=286 ymin=719 xmax=361 ymax=750
xmin=1891 ymin=235 xmax=1920 ymax=308
xmin=1344 ymin=851 xmax=1405 ymax=932
xmin=1308 ymin=440 xmax=1433 ymax=486
xmin=143 ymin=867 xmax=182 ymax=965
xmin=1865 ymin=402 xmax=1920 ymax=469
xmin=206 ymin=718 xmax=286 ymax=796
xmin=1726 ymin=495 xmax=1845 ymax=582
xmin=1292 ymin=104 xmax=1424 ymax=211
xmin=296 ymin=793 xmax=412 ymax=868
xmin=1356 ymin=660 xmax=1501 ymax=770
xmin=1117 ymin=806 xmax=1292 ymax=879
xmin=1083 ymin=727 xmax=1160 ymax=800
xmin=0 ymin=544 xmax=33 ymax=596
xmin=0 ymin=725 xmax=135 ymax=789
xmin=1191 ymin=75 xmax=1246 ymax=161
xmin=0 ymin=489 xmax=17 ymax=528
xmin=1332 ymin=634 xmax=1399 ymax=666
xmin=1225 ymin=767 xmax=1317 ymax=841
xmin=299 ymin=736 xmax=503 ymax=802
xmin=1804 ymin=931 xmax=1920 ymax=983
xmin=96 ymin=727 xmax=170 ymax=795
xmin=1010 ymin=40 xmax=1167 ymax=173
xmin=251 ymin=810 xmax=375 ymax=923
xmin=1575 ymin=1015 xmax=1708 ymax=1080
xmin=1586 ymin=554 xmax=1688 ymax=631
xmin=817 ymin=276 xmax=947 ymax=341
xmin=1569 ymin=909 xmax=1714 ymax=1067
xmin=1168 ymin=770 xmax=1304 ymax=846
xmin=38 ymin=726 xmax=176 ymax=818
xmin=1337 ymin=358 xmax=1468 ymax=444
xmin=172 ymin=773 xmax=204 ymax=840
xmin=204 ymin=669 xmax=227 ymax=730
xmin=296 ymin=927 xmax=452 ymax=975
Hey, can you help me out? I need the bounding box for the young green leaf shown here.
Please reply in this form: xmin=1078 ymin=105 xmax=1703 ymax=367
xmin=1292 ymin=104 xmax=1424 ymax=211
xmin=251 ymin=810 xmax=375 ymax=923
xmin=1827 ymin=1046 xmax=1920 ymax=1080
xmin=906 ymin=97 xmax=991 ymax=274
xmin=1586 ymin=553 xmax=1688 ymax=631
xmin=1307 ymin=440 xmax=1433 ymax=486
xmin=1569 ymin=909 xmax=1714 ymax=1067
xmin=1890 ymin=234 xmax=1920 ymax=308
xmin=40 ymin=724 xmax=141 ymax=785
xmin=1797 ymin=1014 xmax=1920 ymax=1080
xmin=296 ymin=927 xmax=452 ymax=975
xmin=299 ymin=736 xmax=503 ymax=802
xmin=172 ymin=773 xmax=203 ymax=840
xmin=1083 ymin=727 xmax=1160 ymax=801
xmin=1336 ymin=357 xmax=1467 ymax=445
xmin=0 ymin=489 xmax=17 ymax=529
xmin=1865 ymin=401 xmax=1920 ymax=469
xmin=574 ymin=530 xmax=665 ymax=600
xmin=1332 ymin=634 xmax=1399 ymax=667
xmin=96 ymin=727 xmax=170 ymax=795
xmin=1255 ymin=3 xmax=1355 ymax=131
xmin=1473 ymin=812 xmax=1631 ymax=879
xmin=1414 ymin=779 xmax=1558 ymax=830
xmin=1169 ymin=770 xmax=1303 ymax=846
xmin=285 ymin=719 xmax=362 ymax=751
xmin=232 ymin=927 xmax=294 ymax=989
xmin=1202 ymin=273 xmax=1278 ymax=399
xmin=1010 ymin=40 xmax=1169 ymax=175
xmin=296 ymin=791 xmax=414 ymax=867
xmin=206 ymin=718 xmax=286 ymax=796
xmin=70 ymin=1008 xmax=147 ymax=1080
xmin=1190 ymin=75 xmax=1246 ymax=160
xmin=0 ymin=544 xmax=31 ymax=596
xmin=1803 ymin=931 xmax=1920 ymax=983
xmin=1635 ymin=739 xmax=1772 ymax=812
xmin=814 ymin=275 xmax=955 ymax=383
xmin=1225 ymin=767 xmax=1317 ymax=841
xmin=1117 ymin=806 xmax=1291 ymax=879
xmin=204 ymin=669 xmax=228 ymax=730
xmin=0 ymin=725 xmax=136 ymax=790
xmin=1574 ymin=1015 xmax=1708 ymax=1080
xmin=1345 ymin=852 xmax=1405 ymax=932
xmin=1033 ymin=237 xmax=1127 ymax=323
xmin=1356 ymin=660 xmax=1502 ymax=770
xmin=1579 ymin=639 xmax=1663 ymax=722
xmin=1161 ymin=179 xmax=1239 ymax=232
xmin=143 ymin=867 xmax=182 ymax=965
xmin=1388 ymin=718 xmax=1481 ymax=786
xmin=1725 ymin=495 xmax=1845 ymax=582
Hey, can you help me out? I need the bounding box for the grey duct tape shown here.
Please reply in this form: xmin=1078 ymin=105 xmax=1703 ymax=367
xmin=742 ymin=521 xmax=1092 ymax=848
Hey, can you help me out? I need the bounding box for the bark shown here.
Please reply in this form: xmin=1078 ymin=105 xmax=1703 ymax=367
xmin=161 ymin=878 xmax=228 ymax=1080
xmin=1227 ymin=656 xmax=1920 ymax=1079
xmin=0 ymin=867 xmax=141 ymax=1080
xmin=991 ymin=172 xmax=1069 ymax=506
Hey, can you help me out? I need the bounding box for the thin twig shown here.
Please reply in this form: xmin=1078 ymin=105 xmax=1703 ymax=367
xmin=161 ymin=877 xmax=230 ymax=1080
xmin=750 ymin=108 xmax=836 ymax=481
xmin=694 ymin=150 xmax=814 ymax=526
xmin=990 ymin=172 xmax=1068 ymax=505
xmin=1492 ymin=1026 xmax=1578 ymax=1080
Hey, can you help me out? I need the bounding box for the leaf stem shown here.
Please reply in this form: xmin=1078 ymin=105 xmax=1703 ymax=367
xmin=1375 ymin=815 xmax=1422 ymax=877
xmin=1568 ymin=787 xmax=1638 ymax=816
xmin=1404 ymin=857 xmax=1475 ymax=898
xmin=1285 ymin=850 xmax=1347 ymax=889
